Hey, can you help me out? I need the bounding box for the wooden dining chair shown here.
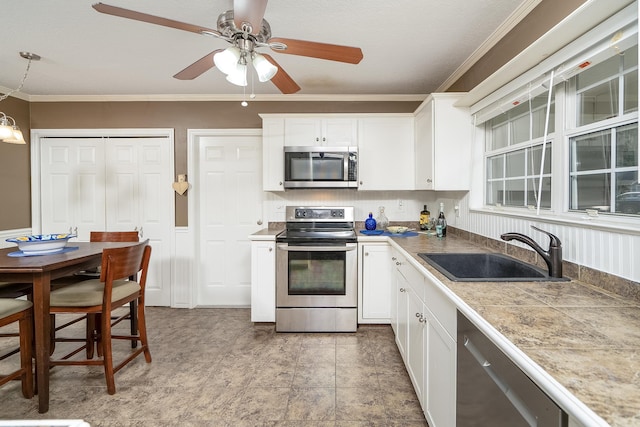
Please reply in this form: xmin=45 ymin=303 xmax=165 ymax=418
xmin=52 ymin=230 xmax=140 ymax=357
xmin=49 ymin=240 xmax=152 ymax=394
xmin=89 ymin=231 xmax=140 ymax=349
xmin=0 ymin=298 xmax=34 ymax=399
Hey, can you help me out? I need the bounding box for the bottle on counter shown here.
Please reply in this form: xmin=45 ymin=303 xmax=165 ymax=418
xmin=376 ymin=206 xmax=389 ymax=230
xmin=436 ymin=202 xmax=447 ymax=237
xmin=419 ymin=204 xmax=430 ymax=230
xmin=365 ymin=212 xmax=377 ymax=230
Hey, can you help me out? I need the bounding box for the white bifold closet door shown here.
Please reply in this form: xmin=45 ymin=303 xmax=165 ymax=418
xmin=39 ymin=136 xmax=173 ymax=306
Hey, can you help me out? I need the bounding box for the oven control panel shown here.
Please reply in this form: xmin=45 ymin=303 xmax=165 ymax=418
xmin=286 ymin=206 xmax=354 ymax=222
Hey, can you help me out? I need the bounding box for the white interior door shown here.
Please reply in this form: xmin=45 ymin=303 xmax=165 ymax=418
xmin=40 ymin=138 xmax=106 ymax=240
xmin=105 ymin=137 xmax=173 ymax=306
xmin=196 ymin=132 xmax=263 ymax=306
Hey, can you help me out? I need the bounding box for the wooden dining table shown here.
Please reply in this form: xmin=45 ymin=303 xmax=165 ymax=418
xmin=0 ymin=241 xmax=136 ymax=413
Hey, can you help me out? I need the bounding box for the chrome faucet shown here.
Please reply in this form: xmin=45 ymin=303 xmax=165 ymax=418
xmin=500 ymin=225 xmax=563 ymax=278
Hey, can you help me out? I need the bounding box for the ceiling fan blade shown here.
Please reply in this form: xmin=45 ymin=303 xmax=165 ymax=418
xmin=92 ymin=3 xmax=222 ymax=37
xmin=173 ymin=50 xmax=224 ymax=80
xmin=233 ymin=0 xmax=268 ymax=35
xmin=262 ymin=54 xmax=301 ymax=94
xmin=269 ymin=37 xmax=363 ymax=64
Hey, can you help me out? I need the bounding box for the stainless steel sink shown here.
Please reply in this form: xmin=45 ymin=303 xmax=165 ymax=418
xmin=417 ymin=253 xmax=569 ymax=282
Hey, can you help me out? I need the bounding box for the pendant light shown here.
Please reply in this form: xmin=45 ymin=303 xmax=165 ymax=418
xmin=0 ymin=52 xmax=40 ymax=145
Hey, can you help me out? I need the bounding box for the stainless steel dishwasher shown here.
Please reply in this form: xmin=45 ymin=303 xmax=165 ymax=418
xmin=457 ymin=311 xmax=568 ymax=427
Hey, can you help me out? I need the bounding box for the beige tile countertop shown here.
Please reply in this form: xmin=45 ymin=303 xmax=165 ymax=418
xmin=385 ymin=232 xmax=640 ymax=427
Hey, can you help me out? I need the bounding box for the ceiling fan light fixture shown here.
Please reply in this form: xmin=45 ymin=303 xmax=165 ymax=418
xmin=252 ymin=53 xmax=278 ymax=82
xmin=213 ymin=46 xmax=241 ymax=75
xmin=226 ymin=63 xmax=248 ymax=86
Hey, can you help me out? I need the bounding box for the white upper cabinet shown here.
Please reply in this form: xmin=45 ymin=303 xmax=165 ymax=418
xmin=261 ymin=117 xmax=286 ymax=191
xmin=284 ymin=116 xmax=358 ymax=147
xmin=358 ymin=115 xmax=415 ymax=190
xmin=414 ymin=93 xmax=472 ymax=190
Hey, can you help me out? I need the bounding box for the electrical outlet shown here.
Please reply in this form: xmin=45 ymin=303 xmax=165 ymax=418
xmin=398 ymin=199 xmax=405 ymax=211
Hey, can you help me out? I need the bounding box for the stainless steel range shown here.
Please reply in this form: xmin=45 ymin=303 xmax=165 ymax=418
xmin=275 ymin=206 xmax=357 ymax=332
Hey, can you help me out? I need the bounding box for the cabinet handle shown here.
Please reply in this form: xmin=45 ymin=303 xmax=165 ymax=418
xmin=427 ymin=179 xmax=433 ymax=183
xmin=391 ymin=257 xmax=397 ymax=261
xmin=359 ymin=181 xmax=363 ymax=185
xmin=322 ymin=137 xmax=326 ymax=142
xmin=279 ymin=181 xmax=283 ymax=186
xmin=257 ymin=219 xmax=263 ymax=225
xmin=396 ymin=261 xmax=401 ymax=266
xmin=268 ymin=247 xmax=273 ymax=252
xmin=419 ymin=316 xmax=427 ymax=323
xmin=315 ymin=137 xmax=320 ymax=142
xmin=415 ymin=312 xmax=421 ymax=318
xmin=399 ymin=288 xmax=406 ymax=292
xmin=365 ymin=252 xmax=369 ymax=256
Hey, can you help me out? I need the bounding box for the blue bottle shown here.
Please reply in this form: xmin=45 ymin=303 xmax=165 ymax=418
xmin=365 ymin=212 xmax=377 ymax=230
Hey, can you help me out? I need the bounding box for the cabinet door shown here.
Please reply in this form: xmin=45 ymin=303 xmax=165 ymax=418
xmin=262 ymin=118 xmax=285 ymax=191
xmin=407 ymin=287 xmax=425 ymax=406
xmin=390 ymin=249 xmax=399 ymax=334
xmin=424 ymin=309 xmax=456 ymax=427
xmin=414 ymin=101 xmax=434 ymax=190
xmin=322 ymin=118 xmax=358 ymax=146
xmin=358 ymin=116 xmax=415 ymax=190
xmin=395 ymin=268 xmax=409 ymax=360
xmin=251 ymin=241 xmax=276 ymax=322
xmin=360 ymin=243 xmax=391 ymax=323
xmin=40 ymin=138 xmax=106 ymax=240
xmin=284 ymin=117 xmax=321 ymax=146
xmin=414 ymin=93 xmax=472 ymax=190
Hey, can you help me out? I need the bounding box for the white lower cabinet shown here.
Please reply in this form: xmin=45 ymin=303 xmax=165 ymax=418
xmin=250 ymin=240 xmax=276 ymax=322
xmin=406 ymin=285 xmax=425 ymax=405
xmin=358 ymin=243 xmax=392 ymax=323
xmin=393 ymin=250 xmax=409 ymax=357
xmin=387 ymin=245 xmax=457 ymax=426
xmin=424 ymin=304 xmax=456 ymax=427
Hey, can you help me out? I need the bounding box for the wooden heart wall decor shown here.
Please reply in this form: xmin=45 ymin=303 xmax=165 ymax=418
xmin=172 ymin=174 xmax=189 ymax=195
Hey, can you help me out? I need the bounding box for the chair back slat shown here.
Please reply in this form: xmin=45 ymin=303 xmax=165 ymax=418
xmin=90 ymin=231 xmax=139 ymax=243
xmin=99 ymin=240 xmax=150 ymax=284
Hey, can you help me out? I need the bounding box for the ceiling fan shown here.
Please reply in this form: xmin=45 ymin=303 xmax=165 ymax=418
xmin=92 ymin=1 xmax=364 ymax=94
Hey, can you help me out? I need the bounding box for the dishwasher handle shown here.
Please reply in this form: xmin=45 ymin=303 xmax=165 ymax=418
xmin=463 ymin=335 xmax=538 ymax=427
xmin=277 ymin=243 xmax=357 ymax=252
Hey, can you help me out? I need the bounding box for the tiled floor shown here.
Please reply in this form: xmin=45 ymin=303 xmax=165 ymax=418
xmin=0 ymin=307 xmax=428 ymax=426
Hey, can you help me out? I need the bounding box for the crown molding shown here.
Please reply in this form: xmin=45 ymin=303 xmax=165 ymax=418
xmin=0 ymin=85 xmax=30 ymax=101
xmin=26 ymin=93 xmax=427 ymax=103
xmin=436 ymin=0 xmax=543 ymax=92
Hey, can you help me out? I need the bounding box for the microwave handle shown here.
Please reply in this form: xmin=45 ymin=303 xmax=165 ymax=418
xmin=277 ymin=243 xmax=357 ymax=252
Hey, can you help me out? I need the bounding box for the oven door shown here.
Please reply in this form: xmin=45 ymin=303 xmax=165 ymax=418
xmin=276 ymin=242 xmax=357 ymax=308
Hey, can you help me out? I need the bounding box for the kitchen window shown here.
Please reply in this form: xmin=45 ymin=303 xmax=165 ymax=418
xmin=477 ymin=37 xmax=638 ymax=218
xmin=484 ymin=95 xmax=555 ymax=209
xmin=568 ymin=44 xmax=639 ymax=216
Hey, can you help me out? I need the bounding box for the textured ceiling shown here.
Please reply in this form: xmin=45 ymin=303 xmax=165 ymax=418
xmin=0 ymin=0 xmax=532 ymax=99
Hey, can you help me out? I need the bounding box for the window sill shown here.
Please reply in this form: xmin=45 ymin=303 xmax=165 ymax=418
xmin=469 ymin=206 xmax=640 ymax=236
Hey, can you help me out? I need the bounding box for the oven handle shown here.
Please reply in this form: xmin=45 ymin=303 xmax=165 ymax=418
xmin=277 ymin=243 xmax=357 ymax=252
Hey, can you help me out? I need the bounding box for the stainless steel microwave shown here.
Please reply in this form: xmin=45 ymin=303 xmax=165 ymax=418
xmin=284 ymin=146 xmax=358 ymax=189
